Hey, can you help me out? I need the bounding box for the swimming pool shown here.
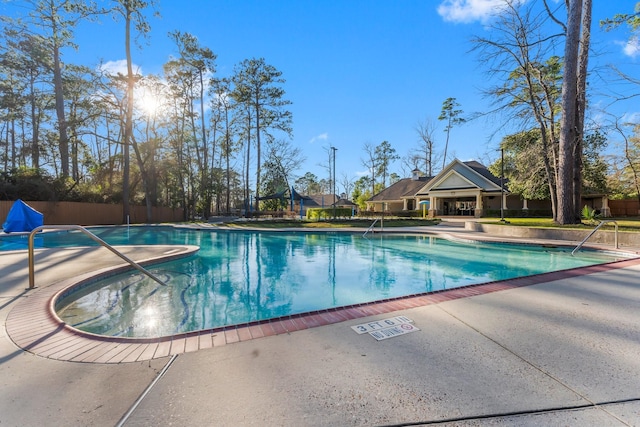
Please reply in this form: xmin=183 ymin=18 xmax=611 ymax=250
xmin=17 ymin=226 xmax=625 ymax=339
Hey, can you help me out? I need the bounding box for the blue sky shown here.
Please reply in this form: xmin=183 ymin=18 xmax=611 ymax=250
xmin=3 ymin=0 xmax=639 ymax=193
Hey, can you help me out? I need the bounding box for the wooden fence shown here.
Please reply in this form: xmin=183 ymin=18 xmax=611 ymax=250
xmin=608 ymin=199 xmax=640 ymax=217
xmin=0 ymin=201 xmax=184 ymax=226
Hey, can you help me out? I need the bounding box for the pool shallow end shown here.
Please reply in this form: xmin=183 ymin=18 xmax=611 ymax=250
xmin=53 ymin=229 xmax=638 ymax=339
xmin=5 ymin=256 xmax=637 ymax=363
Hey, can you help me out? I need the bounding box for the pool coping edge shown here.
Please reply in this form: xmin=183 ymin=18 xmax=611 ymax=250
xmin=6 ymin=252 xmax=640 ymax=364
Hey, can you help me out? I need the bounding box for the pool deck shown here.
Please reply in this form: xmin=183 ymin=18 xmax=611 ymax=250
xmin=2 ymin=222 xmax=640 ymax=426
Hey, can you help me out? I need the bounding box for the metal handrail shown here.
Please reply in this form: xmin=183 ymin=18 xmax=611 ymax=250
xmin=363 ymin=218 xmax=379 ymax=237
xmin=571 ymin=220 xmax=618 ymax=256
xmin=28 ymin=225 xmax=169 ymax=289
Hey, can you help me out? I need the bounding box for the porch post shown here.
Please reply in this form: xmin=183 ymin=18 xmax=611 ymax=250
xmin=475 ymin=193 xmax=483 ymax=217
xmin=601 ymin=196 xmax=610 ymax=217
xmin=429 ymin=196 xmax=437 ymax=217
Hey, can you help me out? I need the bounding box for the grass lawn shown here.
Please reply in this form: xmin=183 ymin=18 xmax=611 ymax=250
xmin=226 ymin=218 xmax=441 ymax=229
xmin=481 ymin=217 xmax=640 ymax=232
xmin=221 ymin=216 xmax=640 ymax=232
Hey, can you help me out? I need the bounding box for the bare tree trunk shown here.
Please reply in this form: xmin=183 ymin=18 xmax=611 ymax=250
xmin=3 ymin=124 xmax=8 ymax=171
xmin=245 ymin=112 xmax=251 ymax=214
xmin=130 ymin=133 xmax=152 ymax=222
xmin=225 ymin=109 xmax=231 ymax=214
xmin=198 ymin=70 xmax=210 ymax=219
xmin=29 ymin=71 xmax=40 ymax=169
xmin=121 ymin=5 xmax=134 ymax=223
xmin=254 ymin=99 xmax=261 ymax=213
xmin=557 ymin=0 xmax=583 ymax=224
xmin=10 ymin=119 xmax=16 ymax=169
xmin=176 ymin=113 xmax=188 ymax=221
xmin=70 ymin=105 xmax=79 ymax=181
xmin=53 ymin=42 xmax=69 ymax=177
xmin=573 ymin=0 xmax=592 ymax=221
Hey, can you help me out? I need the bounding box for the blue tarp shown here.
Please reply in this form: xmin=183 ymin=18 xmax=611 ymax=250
xmin=2 ymin=200 xmax=44 ymax=233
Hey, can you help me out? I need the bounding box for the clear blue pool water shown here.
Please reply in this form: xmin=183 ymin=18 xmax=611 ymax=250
xmin=2 ymin=226 xmax=628 ymax=338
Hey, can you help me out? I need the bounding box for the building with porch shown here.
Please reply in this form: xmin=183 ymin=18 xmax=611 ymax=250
xmin=366 ymin=159 xmax=611 ymax=218
xmin=416 ymin=160 xmax=508 ymax=217
xmin=366 ymin=160 xmax=511 ymax=217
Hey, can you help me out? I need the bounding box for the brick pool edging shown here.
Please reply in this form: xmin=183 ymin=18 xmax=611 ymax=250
xmin=6 ymin=257 xmax=640 ymax=364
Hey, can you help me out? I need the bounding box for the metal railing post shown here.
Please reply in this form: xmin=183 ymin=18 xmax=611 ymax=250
xmin=572 ymin=220 xmax=619 ymax=255
xmin=363 ymin=218 xmax=379 ymax=238
xmin=27 ymin=225 xmax=169 ymax=289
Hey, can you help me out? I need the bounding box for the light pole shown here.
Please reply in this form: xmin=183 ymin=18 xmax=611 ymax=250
xmin=331 ymin=146 xmax=337 ymax=219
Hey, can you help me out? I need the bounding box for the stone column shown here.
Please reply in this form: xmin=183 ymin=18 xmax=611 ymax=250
xmin=601 ymin=196 xmax=610 ymax=217
xmin=429 ymin=196 xmax=437 ymax=217
xmin=474 ymin=193 xmax=483 ymax=217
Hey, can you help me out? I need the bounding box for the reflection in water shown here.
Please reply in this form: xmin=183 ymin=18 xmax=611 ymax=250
xmin=54 ymin=228 xmax=625 ymax=338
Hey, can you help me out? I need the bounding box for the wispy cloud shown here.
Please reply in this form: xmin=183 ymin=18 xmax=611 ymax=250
xmin=622 ymin=111 xmax=640 ymax=124
xmin=437 ymin=0 xmax=524 ymax=24
xmin=309 ymin=133 xmax=329 ymax=144
xmin=99 ymin=60 xmax=142 ymax=76
xmin=621 ymin=36 xmax=640 ymax=59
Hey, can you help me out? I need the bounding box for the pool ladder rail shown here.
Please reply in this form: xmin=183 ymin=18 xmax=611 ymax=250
xmin=571 ymin=219 xmax=618 ymax=256
xmin=27 ymin=224 xmax=169 ymax=289
xmin=363 ymin=218 xmax=384 ymax=238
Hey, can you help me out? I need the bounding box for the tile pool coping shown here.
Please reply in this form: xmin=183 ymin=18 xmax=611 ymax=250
xmin=6 ymin=256 xmax=640 ymax=364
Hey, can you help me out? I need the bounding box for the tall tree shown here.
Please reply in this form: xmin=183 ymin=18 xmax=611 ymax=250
xmin=339 ymin=173 xmax=354 ymax=199
xmin=374 ymin=140 xmax=399 ymax=188
xmin=490 ymin=130 xmax=551 ymax=202
xmin=573 ymin=0 xmax=592 ymax=221
xmin=438 ymin=97 xmax=465 ymax=169
xmin=210 ymin=77 xmax=237 ymax=214
xmin=545 ymin=0 xmax=593 ymax=222
xmin=259 ymin=139 xmax=304 ymax=210
xmin=169 ymin=31 xmax=217 ymax=217
xmin=294 ymin=172 xmax=321 ymax=195
xmin=556 ymin=0 xmax=583 ymax=224
xmin=352 ymin=175 xmax=373 ymax=210
xmin=413 ymin=117 xmax=437 ymax=176
xmin=361 ymin=142 xmax=377 ymax=196
xmin=21 ymin=0 xmax=104 ymax=178
xmin=231 ymin=58 xmax=292 ymax=212
xmin=610 ymin=120 xmax=640 ymax=205
xmin=163 ymin=54 xmax=201 ymax=219
xmin=471 ymin=1 xmax=565 ymax=219
xmin=131 ymin=74 xmax=167 ymax=220
xmin=0 ymin=29 xmax=31 ymax=170
xmin=112 ymin=0 xmax=155 ymax=222
xmin=491 ymin=127 xmax=607 ymax=206
xmin=1 ymin=31 xmax=51 ymax=170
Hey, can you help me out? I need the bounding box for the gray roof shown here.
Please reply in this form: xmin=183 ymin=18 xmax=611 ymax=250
xmin=305 ymin=194 xmax=338 ymax=207
xmin=334 ymin=198 xmax=357 ymax=207
xmin=464 ymin=161 xmax=504 ymax=188
xmin=368 ymin=177 xmax=432 ymax=202
xmin=368 ymin=159 xmax=507 ymax=203
xmin=415 ymin=159 xmax=506 ymax=195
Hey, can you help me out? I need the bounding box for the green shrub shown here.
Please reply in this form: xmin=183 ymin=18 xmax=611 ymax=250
xmin=581 ymin=205 xmax=600 ymax=225
xmin=484 ymin=209 xmax=552 ymax=218
xmin=306 ymin=207 xmax=353 ymax=220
